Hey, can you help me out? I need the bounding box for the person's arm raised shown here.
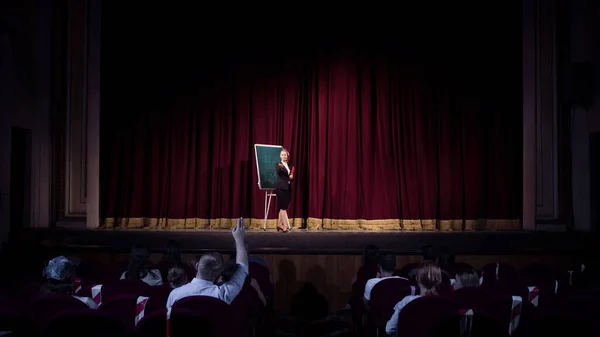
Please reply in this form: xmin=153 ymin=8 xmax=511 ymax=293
xmin=232 ymin=217 xmax=248 ymax=266
xmin=218 ymin=218 xmax=249 ymax=304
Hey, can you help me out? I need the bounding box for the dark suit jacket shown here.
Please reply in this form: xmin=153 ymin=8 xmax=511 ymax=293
xmin=275 ymin=162 xmax=292 ymax=190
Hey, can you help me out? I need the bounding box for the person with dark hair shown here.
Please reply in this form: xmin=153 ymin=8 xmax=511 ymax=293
xmin=346 ymin=244 xmax=380 ymax=311
xmin=167 ymin=266 xmax=188 ymax=288
xmin=120 ymin=244 xmax=163 ymax=286
xmin=40 ymin=256 xmax=97 ymax=308
xmin=157 ymin=240 xmax=195 ymax=281
xmin=363 ymin=253 xmax=407 ymax=302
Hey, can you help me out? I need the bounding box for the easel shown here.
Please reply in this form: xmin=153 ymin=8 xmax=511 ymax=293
xmin=263 ymin=189 xmax=276 ymax=231
xmin=262 ymin=189 xmax=291 ymax=231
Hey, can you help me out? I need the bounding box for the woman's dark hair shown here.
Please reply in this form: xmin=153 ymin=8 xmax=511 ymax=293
xmin=219 ymin=259 xmax=238 ymax=283
xmin=363 ymin=244 xmax=380 ymax=266
xmin=163 ymin=240 xmax=182 ymax=263
xmin=125 ymin=244 xmax=154 ymax=280
xmin=167 ymin=266 xmax=187 ymax=288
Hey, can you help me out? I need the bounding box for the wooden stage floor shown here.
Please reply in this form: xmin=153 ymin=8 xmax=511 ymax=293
xmin=28 ymin=228 xmax=596 ymax=256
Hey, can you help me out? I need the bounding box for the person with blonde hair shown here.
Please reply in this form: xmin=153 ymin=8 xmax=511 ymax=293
xmin=385 ymin=261 xmax=442 ymax=336
xmin=275 ymin=147 xmax=295 ymax=232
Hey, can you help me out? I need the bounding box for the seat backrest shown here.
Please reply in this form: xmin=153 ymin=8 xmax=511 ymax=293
xmin=44 ymin=308 xmax=128 ymax=337
xmin=369 ymin=278 xmax=413 ymax=325
xmin=139 ymin=285 xmax=173 ymax=314
xmin=99 ymin=294 xmax=139 ymax=331
xmin=249 ymin=262 xmax=273 ymax=299
xmin=171 ymin=297 xmax=244 ymax=337
xmin=25 ymin=294 xmax=89 ymax=331
xmin=449 ymin=287 xmax=519 ymax=334
xmin=135 ymin=308 xmax=168 ymax=337
xmin=397 ymin=296 xmax=462 ymax=337
xmin=101 ymin=279 xmax=150 ymax=300
xmin=169 ymin=308 xmax=217 ymax=337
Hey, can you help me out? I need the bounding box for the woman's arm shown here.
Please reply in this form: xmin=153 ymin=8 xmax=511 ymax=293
xmin=275 ymin=163 xmax=287 ymax=176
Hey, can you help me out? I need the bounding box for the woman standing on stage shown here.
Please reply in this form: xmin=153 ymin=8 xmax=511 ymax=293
xmin=275 ymin=148 xmax=294 ymax=232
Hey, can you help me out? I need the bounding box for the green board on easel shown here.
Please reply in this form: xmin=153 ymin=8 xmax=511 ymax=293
xmin=254 ymin=144 xmax=283 ymax=190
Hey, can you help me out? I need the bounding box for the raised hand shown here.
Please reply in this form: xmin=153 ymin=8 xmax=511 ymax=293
xmin=232 ymin=217 xmax=246 ymax=241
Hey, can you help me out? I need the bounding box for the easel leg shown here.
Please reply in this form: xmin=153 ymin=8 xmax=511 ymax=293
xmin=263 ymin=191 xmax=268 ymax=231
xmin=264 ymin=191 xmax=274 ymax=231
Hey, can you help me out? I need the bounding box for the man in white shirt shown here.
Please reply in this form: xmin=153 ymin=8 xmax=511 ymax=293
xmin=166 ymin=217 xmax=248 ymax=308
xmin=363 ymin=253 xmax=407 ymax=302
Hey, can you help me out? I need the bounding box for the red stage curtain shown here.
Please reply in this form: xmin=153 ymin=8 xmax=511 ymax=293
xmin=100 ymin=6 xmax=522 ymax=231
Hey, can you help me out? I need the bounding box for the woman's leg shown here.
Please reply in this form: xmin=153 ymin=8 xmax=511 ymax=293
xmin=277 ymin=210 xmax=284 ymax=229
xmin=282 ymin=210 xmax=289 ymax=230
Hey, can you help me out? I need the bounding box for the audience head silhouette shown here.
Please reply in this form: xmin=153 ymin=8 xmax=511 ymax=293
xmin=454 ymin=268 xmax=480 ymax=290
xmin=378 ymin=253 xmax=396 ymax=275
xmin=196 ymin=252 xmax=225 ymax=282
xmin=416 ymin=261 xmax=442 ymax=296
xmin=168 ymin=266 xmax=188 ymax=288
xmin=125 ymin=244 xmax=153 ymax=280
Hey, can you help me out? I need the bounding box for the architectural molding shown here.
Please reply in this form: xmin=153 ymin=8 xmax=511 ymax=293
xmin=86 ymin=0 xmax=101 ymax=229
xmin=54 ymin=0 xmax=101 ymax=229
xmin=523 ymin=0 xmax=562 ymax=228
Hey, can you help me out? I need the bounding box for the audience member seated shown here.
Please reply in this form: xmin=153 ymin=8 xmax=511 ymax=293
xmin=168 ymin=266 xmax=188 ymax=288
xmin=347 ymin=244 xmax=379 ymax=309
xmin=156 ymin=240 xmax=195 ymax=281
xmin=221 ymin=258 xmax=268 ymax=306
xmin=290 ymin=282 xmax=329 ymax=322
xmin=40 ymin=256 xmax=97 ymax=309
xmin=364 ymin=253 xmax=407 ymax=302
xmin=385 ymin=261 xmax=442 ymax=336
xmin=230 ymin=241 xmax=268 ymax=269
xmin=120 ymin=244 xmax=163 ymax=286
xmin=166 ymin=218 xmax=248 ymax=308
xmin=437 ymin=247 xmax=456 ymax=273
xmin=453 ymin=268 xmax=480 ymax=290
xmin=406 ymin=245 xmax=437 ymax=279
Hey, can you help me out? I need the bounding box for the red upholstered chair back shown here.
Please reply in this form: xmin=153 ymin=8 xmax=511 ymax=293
xmin=139 ymin=285 xmax=173 ymax=314
xmin=397 ymin=296 xmax=462 ymax=337
xmin=99 ymin=294 xmax=139 ymax=331
xmin=169 ymin=308 xmax=217 ymax=337
xmin=24 ymin=294 xmax=89 ymax=333
xmin=101 ymin=279 xmax=150 ymax=300
xmin=368 ymin=278 xmax=413 ymax=328
xmin=135 ymin=308 xmax=168 ymax=337
xmin=171 ymin=296 xmax=244 ymax=337
xmin=44 ymin=308 xmax=129 ymax=337
xmin=448 ymin=287 xmax=521 ymax=335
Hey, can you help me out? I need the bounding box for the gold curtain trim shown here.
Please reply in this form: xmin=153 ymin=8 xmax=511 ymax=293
xmin=102 ymin=217 xmax=520 ymax=231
